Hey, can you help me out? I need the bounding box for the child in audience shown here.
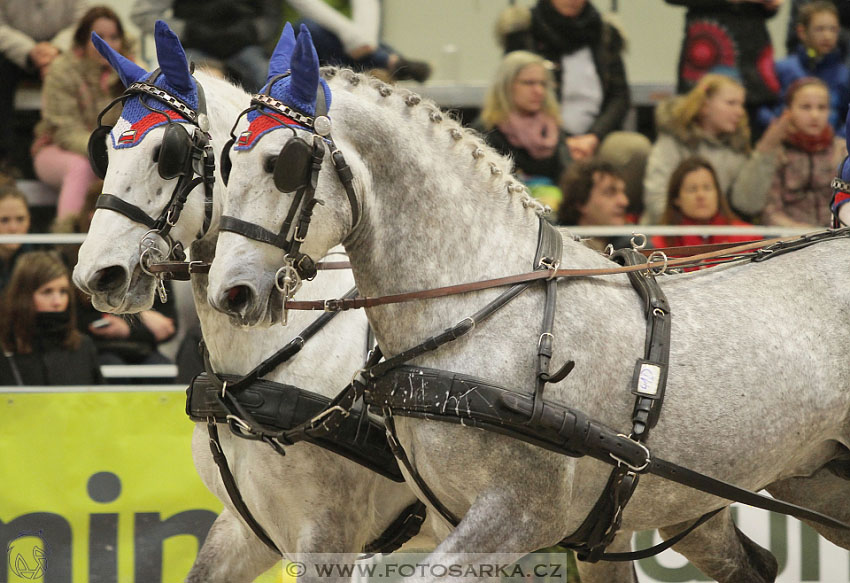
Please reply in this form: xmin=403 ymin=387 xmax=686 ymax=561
xmin=652 ymin=156 xmax=755 ymax=251
xmin=765 ymin=1 xmax=850 ymax=137
xmin=764 ymin=78 xmax=846 ymax=228
xmin=30 ymin=6 xmax=133 ymax=220
xmin=0 ymin=250 xmax=103 ymax=385
xmin=642 ymin=74 xmax=787 ymax=225
xmin=0 ymin=182 xmax=35 ymax=292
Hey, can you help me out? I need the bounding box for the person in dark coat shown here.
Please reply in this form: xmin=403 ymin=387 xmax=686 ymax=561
xmin=498 ymin=0 xmax=630 ymax=161
xmin=0 ymin=250 xmax=103 ymax=385
xmin=665 ymin=0 xmax=782 ymax=137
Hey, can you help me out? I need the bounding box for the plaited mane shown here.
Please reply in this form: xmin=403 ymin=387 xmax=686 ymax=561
xmin=318 ymin=66 xmax=548 ymax=218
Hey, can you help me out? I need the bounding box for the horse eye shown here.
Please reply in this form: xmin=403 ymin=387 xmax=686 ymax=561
xmin=152 ymin=145 xmax=161 ymax=162
xmin=263 ymin=156 xmax=276 ymax=174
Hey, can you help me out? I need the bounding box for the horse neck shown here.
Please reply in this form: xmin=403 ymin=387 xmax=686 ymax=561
xmin=329 ymin=78 xmax=544 ymax=295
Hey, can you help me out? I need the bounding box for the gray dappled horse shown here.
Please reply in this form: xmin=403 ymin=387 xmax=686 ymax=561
xmin=205 ymin=23 xmax=850 ymax=583
xmin=73 ymin=21 xmax=432 ymax=583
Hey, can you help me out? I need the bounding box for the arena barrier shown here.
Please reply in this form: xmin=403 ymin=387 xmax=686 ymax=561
xmin=2 ymin=384 xmax=848 ymax=582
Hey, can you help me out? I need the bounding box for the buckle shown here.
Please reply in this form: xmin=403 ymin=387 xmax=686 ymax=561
xmin=609 ymin=435 xmax=650 ymax=472
xmin=324 ymin=298 xmax=343 ymax=312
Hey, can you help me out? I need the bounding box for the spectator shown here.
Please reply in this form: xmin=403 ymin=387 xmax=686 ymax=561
xmin=30 ymin=5 xmax=132 ymax=222
xmin=286 ymin=0 xmax=431 ymax=82
xmin=0 ymin=250 xmax=103 ymax=385
xmin=472 ymin=51 xmax=571 ymax=211
xmin=642 ymin=74 xmax=787 ymax=225
xmin=763 ymin=78 xmax=846 ymax=228
xmin=131 ymin=0 xmax=281 ymax=91
xmin=652 ymin=157 xmax=755 ymax=253
xmin=786 ymin=0 xmax=850 ymax=57
xmin=557 ymin=159 xmax=631 ymax=252
xmin=765 ymin=1 xmax=850 ymax=137
xmin=665 ymin=0 xmax=782 ymax=138
xmin=0 ymin=181 xmax=35 ymax=293
xmin=0 ymin=0 xmax=89 ymax=171
xmin=497 ymin=0 xmax=649 ymax=215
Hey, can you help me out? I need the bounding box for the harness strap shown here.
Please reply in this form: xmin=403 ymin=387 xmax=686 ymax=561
xmin=219 ymin=215 xmax=289 ymax=248
xmin=206 ymin=421 xmax=281 ymax=554
xmin=96 ymin=193 xmax=157 ymax=229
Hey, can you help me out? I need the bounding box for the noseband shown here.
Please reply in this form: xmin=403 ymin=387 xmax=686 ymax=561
xmin=87 ymin=69 xmax=215 ymax=295
xmin=218 ymin=75 xmax=360 ymax=295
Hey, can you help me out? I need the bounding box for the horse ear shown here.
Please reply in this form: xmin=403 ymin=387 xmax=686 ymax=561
xmin=267 ymin=22 xmax=297 ymax=84
xmin=91 ymin=32 xmax=147 ymax=87
xmin=289 ymin=24 xmax=320 ymax=112
xmin=154 ymin=19 xmax=194 ymax=94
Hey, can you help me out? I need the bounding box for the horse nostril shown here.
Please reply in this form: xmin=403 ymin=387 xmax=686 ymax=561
xmin=224 ymin=285 xmax=253 ymax=313
xmin=92 ymin=266 xmax=128 ymax=293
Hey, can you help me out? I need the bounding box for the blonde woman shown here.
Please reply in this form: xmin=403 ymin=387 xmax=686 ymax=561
xmin=641 ymin=73 xmax=788 ymax=224
xmin=473 ymin=50 xmax=571 ymax=187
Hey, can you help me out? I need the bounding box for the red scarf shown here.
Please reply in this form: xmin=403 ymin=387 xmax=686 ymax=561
xmin=497 ymin=111 xmax=560 ymax=160
xmin=651 ymin=215 xmax=758 ymax=250
xmin=785 ymin=126 xmax=834 ymax=153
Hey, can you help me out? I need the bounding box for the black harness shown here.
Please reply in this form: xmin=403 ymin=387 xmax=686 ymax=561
xmin=357 ymin=222 xmax=850 ymax=561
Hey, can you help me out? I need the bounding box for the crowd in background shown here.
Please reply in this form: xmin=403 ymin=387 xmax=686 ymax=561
xmin=1 ymin=0 xmax=849 ymax=385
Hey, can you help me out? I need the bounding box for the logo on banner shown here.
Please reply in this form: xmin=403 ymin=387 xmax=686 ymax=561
xmin=7 ymin=531 xmax=48 ymax=580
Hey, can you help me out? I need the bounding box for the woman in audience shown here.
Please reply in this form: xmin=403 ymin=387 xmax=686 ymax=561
xmin=652 ymin=156 xmax=755 ymax=252
xmin=0 ymin=250 xmax=103 ymax=385
xmin=0 ymin=182 xmax=34 ymax=292
xmin=473 ymin=50 xmax=571 ymax=210
xmin=763 ymin=77 xmax=846 ymax=228
xmin=30 ymin=6 xmax=133 ymax=221
xmin=642 ymin=74 xmax=788 ymax=225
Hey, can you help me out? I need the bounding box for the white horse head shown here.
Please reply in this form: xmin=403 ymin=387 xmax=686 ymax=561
xmin=208 ymin=25 xmax=366 ymax=325
xmin=73 ymin=20 xmax=245 ymax=313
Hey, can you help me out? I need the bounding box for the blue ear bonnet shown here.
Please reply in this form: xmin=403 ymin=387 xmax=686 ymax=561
xmin=239 ymin=23 xmax=332 ymax=148
xmin=92 ymin=20 xmax=201 ymax=149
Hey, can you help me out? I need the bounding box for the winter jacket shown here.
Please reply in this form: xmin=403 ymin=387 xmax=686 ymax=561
xmin=0 ymin=0 xmax=87 ymax=69
xmin=499 ymin=1 xmax=630 ymax=140
xmin=642 ymin=97 xmax=779 ymax=224
xmin=1 ymin=333 xmax=103 ymax=385
xmin=666 ymin=0 xmax=780 ymax=108
xmin=763 ymin=136 xmax=846 ymax=227
xmin=762 ymin=47 xmax=850 ymax=137
xmin=31 ymin=50 xmax=124 ymax=157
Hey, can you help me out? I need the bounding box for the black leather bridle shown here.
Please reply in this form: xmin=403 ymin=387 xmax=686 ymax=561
xmin=217 ymin=74 xmax=360 ymax=291
xmin=87 ymin=69 xmax=215 ymax=279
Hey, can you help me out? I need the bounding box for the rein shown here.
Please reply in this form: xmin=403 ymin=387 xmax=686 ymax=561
xmin=282 ymin=230 xmax=849 ymax=312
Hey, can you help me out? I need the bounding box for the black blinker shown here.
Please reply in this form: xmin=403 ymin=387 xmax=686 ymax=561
xmin=220 ymin=137 xmax=235 ymax=186
xmin=158 ymin=123 xmax=193 ymax=180
xmin=87 ymin=125 xmax=112 ymax=179
xmin=274 ymin=137 xmax=312 ymax=193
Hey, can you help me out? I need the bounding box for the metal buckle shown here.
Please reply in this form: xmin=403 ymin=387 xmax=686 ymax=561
xmin=324 ymin=298 xmax=342 ymax=312
xmin=609 ymin=435 xmax=651 ymax=473
xmin=537 ymin=332 xmax=554 ymax=349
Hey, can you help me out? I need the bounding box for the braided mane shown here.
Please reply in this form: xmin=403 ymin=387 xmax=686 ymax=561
xmin=320 ymin=66 xmax=548 ymax=218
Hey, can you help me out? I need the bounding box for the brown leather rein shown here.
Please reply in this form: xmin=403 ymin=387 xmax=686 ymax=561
xmin=283 ymin=234 xmax=800 ymax=312
xmin=147 ymin=259 xmax=352 ymax=280
xmin=147 ymin=231 xmax=836 ymax=308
